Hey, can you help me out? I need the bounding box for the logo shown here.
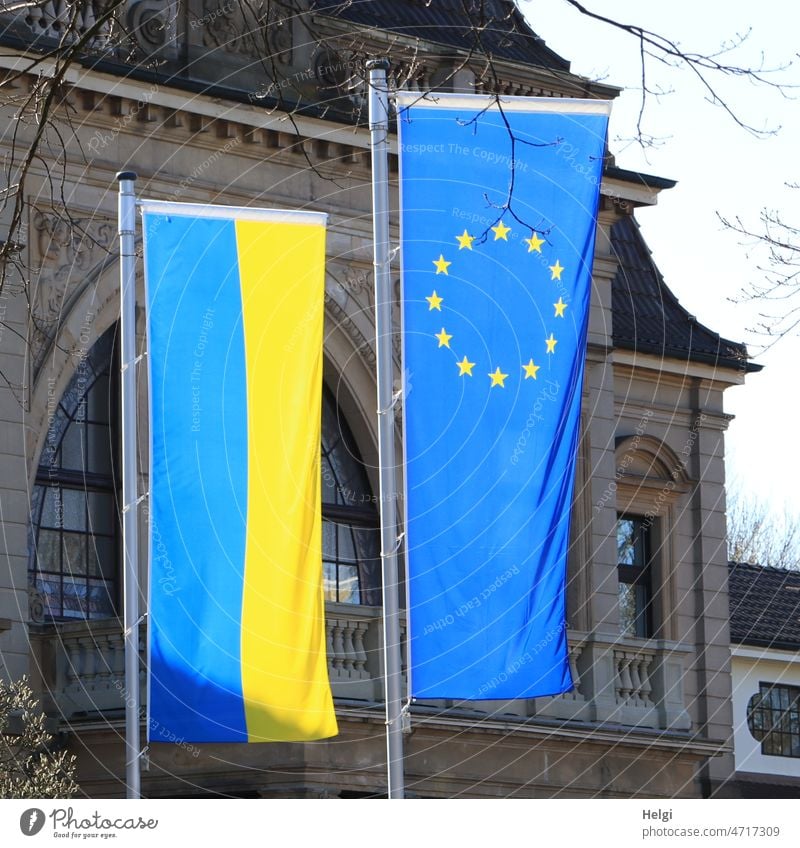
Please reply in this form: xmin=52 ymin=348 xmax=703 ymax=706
xmin=20 ymin=809 xmax=46 ymax=836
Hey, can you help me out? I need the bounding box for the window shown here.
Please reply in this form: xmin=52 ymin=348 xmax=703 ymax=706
xmin=617 ymin=515 xmax=652 ymax=638
xmin=30 ymin=334 xmax=379 ymax=614
xmin=29 ymin=327 xmax=120 ymax=620
xmin=320 ymin=387 xmax=381 ymax=606
xmin=747 ymin=683 xmax=800 ymax=758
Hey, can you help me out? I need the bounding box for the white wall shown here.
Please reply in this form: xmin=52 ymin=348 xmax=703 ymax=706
xmin=731 ymin=647 xmax=800 ymax=777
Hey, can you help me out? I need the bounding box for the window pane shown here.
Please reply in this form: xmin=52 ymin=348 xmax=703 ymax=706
xmin=88 ymin=536 xmax=115 ymax=579
xmin=62 ymin=533 xmax=87 ymax=576
xmin=337 ymin=564 xmax=359 ymax=604
xmin=86 ymin=580 xmax=115 ymax=618
xmin=322 ymin=520 xmax=336 ymax=558
xmin=619 ymin=582 xmax=648 ymax=638
xmin=353 ymin=526 xmax=381 ymax=606
xmin=60 ymin=423 xmax=85 ymax=470
xmin=40 ymin=487 xmax=62 ymax=529
xmin=619 ymin=582 xmax=638 ymax=637
xmin=36 ymin=529 xmax=61 ymax=571
xmin=87 ymin=374 xmax=110 ymax=423
xmin=617 ymin=517 xmax=646 ymax=567
xmin=87 ymin=491 xmax=113 ymax=535
xmin=61 ymin=489 xmax=86 ymax=531
xmin=321 ymin=456 xmax=338 ymax=504
xmin=87 ymin=423 xmax=112 ymax=474
xmin=61 ymin=577 xmax=89 ymax=618
xmin=323 ymin=561 xmax=338 ymax=602
xmin=337 ymin=523 xmax=357 ymax=562
xmin=39 ymin=578 xmax=62 ymax=618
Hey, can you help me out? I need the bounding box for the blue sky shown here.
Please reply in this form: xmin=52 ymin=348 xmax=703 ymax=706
xmin=523 ymin=0 xmax=800 ymax=515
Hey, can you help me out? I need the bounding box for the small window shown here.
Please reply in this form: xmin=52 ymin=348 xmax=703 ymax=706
xmin=747 ymin=683 xmax=800 ymax=758
xmin=617 ymin=515 xmax=652 ymax=638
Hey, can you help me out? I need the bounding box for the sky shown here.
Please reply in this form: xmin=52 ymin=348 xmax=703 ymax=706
xmin=522 ymin=0 xmax=800 ymax=517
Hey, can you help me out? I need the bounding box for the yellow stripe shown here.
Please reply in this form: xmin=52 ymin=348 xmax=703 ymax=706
xmin=236 ymin=218 xmax=337 ymax=742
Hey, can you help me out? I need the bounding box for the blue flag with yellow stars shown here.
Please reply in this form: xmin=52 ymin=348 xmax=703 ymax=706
xmin=397 ymin=93 xmax=610 ymax=700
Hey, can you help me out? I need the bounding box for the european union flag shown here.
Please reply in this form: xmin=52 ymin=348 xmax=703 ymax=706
xmin=397 ymin=93 xmax=610 ymax=700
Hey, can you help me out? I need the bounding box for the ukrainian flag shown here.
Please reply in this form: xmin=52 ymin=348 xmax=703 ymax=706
xmin=142 ymin=202 xmax=337 ymax=743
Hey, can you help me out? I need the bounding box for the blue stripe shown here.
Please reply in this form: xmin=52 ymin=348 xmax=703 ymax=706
xmin=145 ymin=213 xmax=249 ymax=742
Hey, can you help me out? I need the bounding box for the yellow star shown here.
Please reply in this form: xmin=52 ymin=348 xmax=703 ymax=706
xmin=433 ymin=254 xmax=451 ymax=275
xmin=488 ymin=366 xmax=508 ymax=387
xmin=524 ymin=232 xmax=545 ymax=253
xmin=549 ymin=260 xmax=564 ymax=280
xmin=545 ymin=334 xmax=557 ymax=354
xmin=456 ymin=230 xmax=475 ymax=250
xmin=554 ymin=298 xmax=567 ymax=317
xmin=522 ymin=359 xmax=540 ymax=380
xmin=456 ymin=356 xmax=475 ymax=376
xmin=491 ymin=220 xmax=511 ymax=241
xmin=435 ymin=328 xmax=452 ymax=348
xmin=426 ymin=290 xmax=444 ymax=311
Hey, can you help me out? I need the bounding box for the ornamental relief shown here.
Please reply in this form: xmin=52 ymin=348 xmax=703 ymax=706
xmin=29 ymin=207 xmax=114 ymax=372
xmin=201 ymin=0 xmax=292 ymax=64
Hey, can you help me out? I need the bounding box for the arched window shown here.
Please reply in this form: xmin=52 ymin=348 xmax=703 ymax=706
xmin=29 ymin=337 xmax=381 ymax=617
xmin=321 ymin=387 xmax=381 ymax=606
xmin=29 ymin=327 xmax=120 ymax=620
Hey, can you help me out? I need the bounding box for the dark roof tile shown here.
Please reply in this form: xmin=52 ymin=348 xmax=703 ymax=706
xmin=729 ymin=562 xmax=800 ymax=649
xmin=312 ymin=0 xmax=571 ymax=69
xmin=611 ymin=216 xmax=759 ymax=373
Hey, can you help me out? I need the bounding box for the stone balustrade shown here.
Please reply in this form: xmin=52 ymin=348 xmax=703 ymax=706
xmin=36 ymin=612 xmax=692 ymax=731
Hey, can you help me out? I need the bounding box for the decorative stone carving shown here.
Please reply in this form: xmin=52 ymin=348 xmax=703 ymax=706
xmin=342 ymin=266 xmax=372 ymax=298
xmin=126 ymin=0 xmax=172 ymax=53
xmin=28 ymin=584 xmax=45 ymax=624
xmin=315 ymin=48 xmax=351 ymax=95
xmin=324 ymin=293 xmax=376 ymax=369
xmin=29 ymin=207 xmax=114 ymax=371
xmin=202 ymin=0 xmax=292 ymax=64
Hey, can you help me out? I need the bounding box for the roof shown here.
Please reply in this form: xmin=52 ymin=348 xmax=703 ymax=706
xmin=611 ymin=216 xmax=760 ymax=373
xmin=312 ymin=0 xmax=572 ymax=69
xmin=729 ymin=562 xmax=800 ymax=650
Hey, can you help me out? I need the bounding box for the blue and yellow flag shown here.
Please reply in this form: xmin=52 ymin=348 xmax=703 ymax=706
xmin=142 ymin=202 xmax=337 ymax=742
xmin=398 ymin=94 xmax=610 ymax=700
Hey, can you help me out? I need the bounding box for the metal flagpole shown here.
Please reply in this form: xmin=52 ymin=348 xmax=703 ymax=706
xmin=366 ymin=59 xmax=405 ymax=799
xmin=116 ymin=171 xmax=142 ymax=799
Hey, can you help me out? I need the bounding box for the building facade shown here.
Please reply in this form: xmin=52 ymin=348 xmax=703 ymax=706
xmin=0 ymin=1 xmax=758 ymax=797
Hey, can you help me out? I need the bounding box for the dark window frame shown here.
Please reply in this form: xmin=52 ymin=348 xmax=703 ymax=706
xmin=321 ymin=385 xmax=381 ymax=606
xmin=29 ymin=327 xmax=121 ymax=621
xmin=617 ymin=514 xmax=653 ymax=638
xmin=747 ymin=682 xmax=800 ymax=759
